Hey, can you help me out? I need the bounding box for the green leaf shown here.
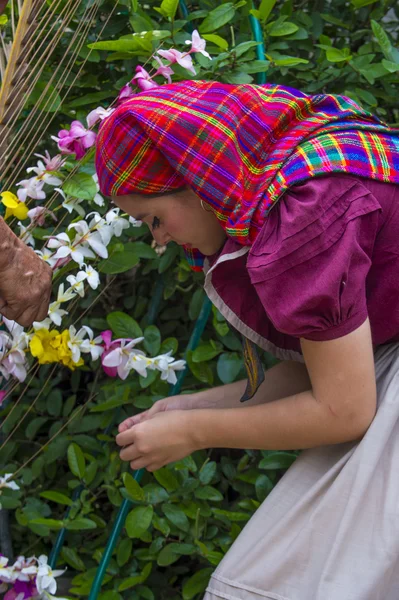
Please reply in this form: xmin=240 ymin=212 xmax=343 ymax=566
xmin=258 ymin=451 xmax=297 ymax=470
xmin=40 ymin=491 xmax=73 ymax=506
xmin=67 ymin=443 xmax=86 ymax=479
xmin=90 ymin=396 xmax=129 ymax=412
xmin=202 ymin=34 xmax=228 ymax=51
xmin=123 ymin=472 xmax=146 ymax=502
xmin=162 ymin=503 xmax=190 ymax=531
xmin=157 ymin=544 xmax=181 ymax=566
xmin=126 ymin=241 xmax=157 ymax=259
xmin=30 ymin=518 xmax=64 ymax=530
xmin=153 ymin=467 xmax=179 ymax=492
xmin=232 ymin=41 xmax=260 ymax=57
xmin=0 ymin=15 xmax=8 ymax=25
xmin=107 ymin=311 xmax=143 ymax=339
xmin=223 ymin=71 xmax=254 ymax=84
xmin=61 ymin=547 xmax=86 ymax=571
xmin=326 ymin=47 xmax=352 ymax=63
xmin=255 ymin=474 xmax=274 ymax=502
xmin=258 ymin=0 xmax=277 ymax=23
xmin=88 ymin=37 xmax=152 ymax=54
xmin=217 ymin=352 xmax=242 ymax=384
xmin=117 ymin=538 xmax=133 ymax=567
xmin=351 ymin=0 xmax=377 ymax=7
xmin=199 ymin=3 xmax=236 ymax=33
xmin=154 ymin=0 xmax=179 ymax=19
xmin=65 ymin=518 xmax=97 ymax=530
xmin=195 ymin=486 xmax=223 ymax=502
xmin=199 ymin=461 xmax=217 ymax=485
xmin=241 ymin=60 xmax=270 ymax=74
xmin=69 ymin=91 xmax=113 ymax=108
xmin=118 ymin=562 xmax=152 ymax=590
xmin=192 ymin=341 xmax=222 ymax=362
xmin=187 ymin=350 xmax=214 ymax=384
xmin=272 ymin=55 xmax=309 ymax=66
xmin=381 ymin=59 xmax=399 ymax=73
xmin=143 ymin=325 xmax=161 ymax=356
xmin=320 ymin=13 xmax=351 ymax=30
xmin=269 ymin=21 xmax=298 ymax=36
xmin=63 ymin=173 xmax=97 ymax=200
xmin=212 ymin=508 xmax=250 ymax=522
xmin=25 ymin=417 xmax=48 ymax=440
xmin=182 ymin=568 xmax=214 ymax=600
xmin=98 ymin=248 xmax=139 ymax=274
xmin=160 ymin=337 xmax=178 ymax=355
xmin=371 ymin=20 xmax=394 ymax=61
xmin=126 ymin=505 xmax=154 ymax=538
xmin=47 ymin=389 xmax=62 ymax=417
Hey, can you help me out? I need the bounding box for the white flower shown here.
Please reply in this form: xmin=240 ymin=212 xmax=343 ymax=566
xmin=102 ymin=338 xmax=145 ymax=380
xmin=129 ymin=215 xmax=142 ymax=227
xmin=160 ymin=359 xmax=186 ymax=385
xmin=47 ymin=232 xmax=95 ymax=266
xmin=18 ymin=221 xmax=35 ymax=248
xmin=0 ymin=321 xmax=29 ymax=382
xmin=27 ymin=160 xmax=63 ymax=186
xmin=92 ymin=174 xmax=105 ymax=207
xmin=35 ymin=249 xmax=58 ymax=268
xmin=83 ymin=264 xmax=100 ymax=290
xmin=80 ymin=326 xmax=104 ymax=361
xmin=126 ymin=352 xmax=154 ymax=378
xmin=48 ymin=302 xmax=68 ymax=327
xmin=67 ymin=325 xmax=88 ymax=363
xmin=105 ymin=207 xmax=130 ymax=237
xmin=68 ymin=220 xmax=109 ymax=259
xmin=0 ymin=473 xmax=20 ymax=491
xmin=66 ymin=271 xmax=87 ymax=298
xmin=35 ymin=554 xmax=65 ymax=596
xmin=32 ymin=318 xmax=52 ymax=330
xmin=16 ymin=161 xmax=62 ymax=201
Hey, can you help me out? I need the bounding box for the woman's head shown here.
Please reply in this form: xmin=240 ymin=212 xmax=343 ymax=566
xmin=112 ymin=187 xmax=226 ymax=256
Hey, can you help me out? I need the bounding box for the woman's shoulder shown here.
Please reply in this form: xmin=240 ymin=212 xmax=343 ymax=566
xmin=247 ymin=173 xmax=397 ymax=280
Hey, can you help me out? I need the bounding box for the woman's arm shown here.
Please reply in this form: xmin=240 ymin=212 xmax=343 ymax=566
xmin=191 ymin=319 xmax=377 ymax=450
xmin=189 ymin=360 xmax=311 ymax=409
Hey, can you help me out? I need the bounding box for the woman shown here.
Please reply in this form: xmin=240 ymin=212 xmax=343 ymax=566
xmin=96 ymin=81 xmax=399 ymax=600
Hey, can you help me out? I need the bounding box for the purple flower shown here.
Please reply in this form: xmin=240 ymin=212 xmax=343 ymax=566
xmin=185 ymin=30 xmax=211 ymax=59
xmin=4 ymin=579 xmax=38 ymax=599
xmin=117 ymin=83 xmax=135 ymax=104
xmin=51 ymin=121 xmax=96 ymax=160
xmin=86 ymin=106 xmax=115 ymax=128
xmin=0 ymin=390 xmax=7 ymax=406
xmin=153 ymin=56 xmax=174 ymax=84
xmin=132 ymin=66 xmax=160 ymax=91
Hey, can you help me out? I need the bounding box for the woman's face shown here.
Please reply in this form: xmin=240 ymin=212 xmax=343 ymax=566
xmin=112 ymin=188 xmax=226 ymax=256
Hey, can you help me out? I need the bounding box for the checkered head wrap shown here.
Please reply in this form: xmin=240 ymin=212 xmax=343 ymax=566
xmin=95 ymin=80 xmax=399 ymax=271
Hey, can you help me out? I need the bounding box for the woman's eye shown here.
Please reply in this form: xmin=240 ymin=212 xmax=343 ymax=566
xmin=151 ymin=217 xmax=160 ymax=230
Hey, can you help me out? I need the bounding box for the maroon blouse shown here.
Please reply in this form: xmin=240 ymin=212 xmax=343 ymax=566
xmin=204 ymin=174 xmax=399 ymax=361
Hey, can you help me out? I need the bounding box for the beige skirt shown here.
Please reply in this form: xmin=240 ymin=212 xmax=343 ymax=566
xmin=204 ymin=343 xmax=399 ymax=600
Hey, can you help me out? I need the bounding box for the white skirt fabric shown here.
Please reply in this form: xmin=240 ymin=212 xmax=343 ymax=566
xmin=204 ymin=343 xmax=399 ymax=600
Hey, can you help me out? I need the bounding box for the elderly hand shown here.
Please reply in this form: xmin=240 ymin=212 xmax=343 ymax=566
xmin=116 ymin=410 xmax=198 ymax=472
xmin=0 ymin=218 xmax=52 ymax=327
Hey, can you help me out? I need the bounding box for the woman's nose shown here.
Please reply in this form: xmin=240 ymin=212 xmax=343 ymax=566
xmin=152 ymin=227 xmax=171 ymax=246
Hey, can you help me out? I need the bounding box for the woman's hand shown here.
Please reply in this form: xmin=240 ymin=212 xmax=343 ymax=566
xmin=115 ymin=410 xmax=197 ymax=472
xmin=118 ymin=394 xmax=197 ymax=433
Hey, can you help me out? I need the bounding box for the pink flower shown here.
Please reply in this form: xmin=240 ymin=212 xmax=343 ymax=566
xmin=5 ymin=579 xmax=38 ymax=600
xmin=51 ymin=121 xmax=96 ymax=160
xmin=27 ymin=206 xmax=57 ymax=226
xmin=86 ymin=106 xmax=115 ymax=128
xmin=100 ymin=330 xmax=118 ymax=377
xmin=0 ymin=390 xmax=6 ymax=406
xmin=153 ymin=56 xmax=174 ymax=84
xmin=117 ymin=83 xmax=135 ymax=104
xmin=132 ymin=66 xmax=159 ymax=91
xmin=185 ymin=30 xmax=211 ymax=59
xmin=34 ymin=151 xmax=66 ymax=172
xmin=157 ymin=49 xmax=196 ymax=75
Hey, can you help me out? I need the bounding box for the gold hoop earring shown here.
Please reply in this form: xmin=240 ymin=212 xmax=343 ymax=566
xmin=200 ymin=199 xmax=212 ymax=212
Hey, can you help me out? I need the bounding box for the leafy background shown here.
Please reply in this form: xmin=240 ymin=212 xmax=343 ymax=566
xmin=0 ymin=0 xmax=398 ymax=598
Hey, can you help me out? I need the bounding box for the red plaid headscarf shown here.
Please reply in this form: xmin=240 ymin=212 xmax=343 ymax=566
xmin=95 ymin=80 xmax=399 ymax=271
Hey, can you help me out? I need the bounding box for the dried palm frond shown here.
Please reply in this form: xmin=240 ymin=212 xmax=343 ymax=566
xmin=0 ymin=0 xmax=116 ymax=189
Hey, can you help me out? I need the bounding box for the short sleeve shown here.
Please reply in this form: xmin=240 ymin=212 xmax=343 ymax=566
xmin=247 ymin=175 xmax=381 ymax=341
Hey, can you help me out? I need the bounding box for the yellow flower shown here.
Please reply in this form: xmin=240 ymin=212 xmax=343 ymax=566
xmin=30 ymin=329 xmax=60 ymax=364
xmin=52 ymin=330 xmax=83 ymax=370
xmin=0 ymin=191 xmax=29 ymax=221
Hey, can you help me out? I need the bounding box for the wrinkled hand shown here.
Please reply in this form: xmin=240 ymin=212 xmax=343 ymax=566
xmin=0 ymin=218 xmax=52 ymax=327
xmin=116 ymin=410 xmax=197 ymax=472
xmin=118 ymin=394 xmax=196 ymax=433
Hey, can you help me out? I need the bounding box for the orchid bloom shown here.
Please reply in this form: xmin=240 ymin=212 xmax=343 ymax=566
xmin=51 ymin=120 xmax=96 ymax=159
xmin=34 ymin=151 xmax=66 ymax=171
xmin=0 ymin=191 xmax=29 ymax=220
xmin=153 ymin=55 xmax=174 ymax=84
xmin=132 ymin=65 xmax=159 ymax=91
xmin=101 ymin=337 xmax=145 ymax=380
xmin=157 ymin=48 xmax=196 ymax=75
xmin=47 ymin=232 xmax=96 ymax=266
xmin=66 ymin=271 xmax=87 ymax=298
xmin=16 ymin=159 xmax=62 ymax=202
xmin=27 ymin=206 xmax=56 ymax=226
xmin=185 ymin=29 xmax=211 ymax=59
xmin=86 ymin=106 xmax=115 ymax=128
xmin=0 ymin=473 xmax=20 ymax=491
xmin=35 ymin=555 xmax=65 ymax=596
xmin=117 ymin=83 xmax=135 ymax=104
